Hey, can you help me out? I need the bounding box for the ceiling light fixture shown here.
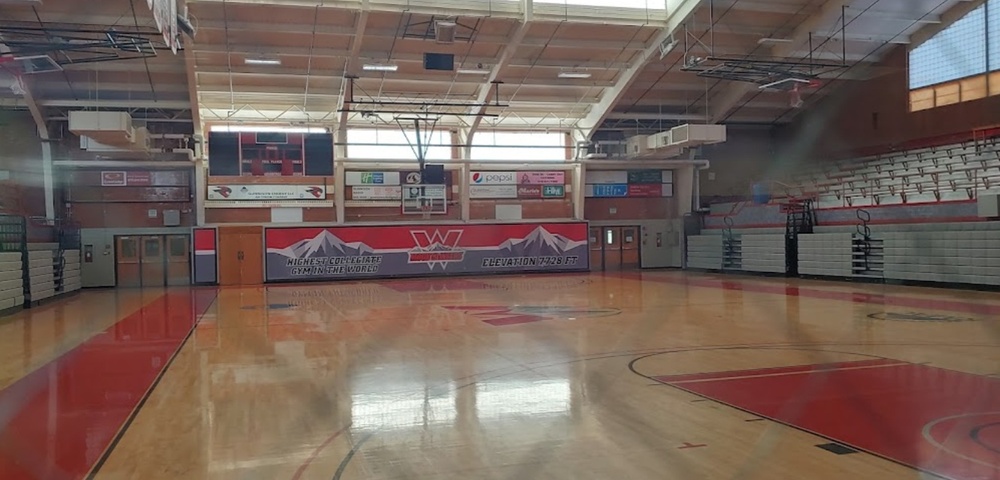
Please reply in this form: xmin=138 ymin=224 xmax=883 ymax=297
xmin=362 ymin=63 xmax=398 ymax=72
xmin=244 ymin=57 xmax=282 ymax=66
xmin=457 ymin=68 xmax=491 ymax=75
xmin=558 ymin=71 xmax=591 ymax=79
xmin=757 ymin=37 xmax=793 ymax=44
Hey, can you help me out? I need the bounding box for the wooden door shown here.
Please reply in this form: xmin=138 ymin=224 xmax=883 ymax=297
xmin=602 ymin=227 xmax=623 ymax=271
xmin=589 ymin=227 xmax=603 ymax=272
xmin=219 ymin=226 xmax=263 ymax=286
xmin=237 ymin=233 xmax=263 ymax=285
xmin=621 ymin=226 xmax=640 ymax=269
xmin=165 ymin=235 xmax=191 ymax=286
xmin=115 ymin=236 xmax=141 ymax=288
xmin=140 ymin=236 xmax=165 ymax=287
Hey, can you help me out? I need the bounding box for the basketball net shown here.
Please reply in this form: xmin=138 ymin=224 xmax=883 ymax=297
xmin=790 ymin=83 xmax=804 ymax=109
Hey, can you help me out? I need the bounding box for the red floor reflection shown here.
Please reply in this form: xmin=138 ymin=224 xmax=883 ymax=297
xmin=0 ymin=289 xmax=216 ymax=480
xmin=656 ymin=360 xmax=1000 ymax=480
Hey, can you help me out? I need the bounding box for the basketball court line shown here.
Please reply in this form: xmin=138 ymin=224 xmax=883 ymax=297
xmin=624 ymin=272 xmax=1000 ymax=316
xmin=660 ymin=360 xmax=911 ymax=385
xmin=0 ymin=289 xmax=217 ymax=480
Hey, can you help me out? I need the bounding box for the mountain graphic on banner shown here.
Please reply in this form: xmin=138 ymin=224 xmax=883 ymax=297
xmin=269 ymin=230 xmax=375 ymax=258
xmin=499 ymin=226 xmax=587 ymax=256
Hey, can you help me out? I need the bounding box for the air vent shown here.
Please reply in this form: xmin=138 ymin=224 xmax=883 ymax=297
xmin=435 ymin=20 xmax=456 ymax=44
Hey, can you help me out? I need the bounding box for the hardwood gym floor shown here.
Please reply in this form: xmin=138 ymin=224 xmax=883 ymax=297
xmin=1 ymin=271 xmax=998 ymax=479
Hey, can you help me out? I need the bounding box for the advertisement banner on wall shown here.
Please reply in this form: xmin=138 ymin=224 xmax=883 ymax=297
xmin=518 ymin=171 xmax=565 ymax=185
xmin=585 ymin=184 xmax=629 ymax=198
xmin=470 ymin=171 xmax=517 ymax=185
xmin=264 ymin=222 xmax=590 ymax=281
xmin=345 ymin=171 xmax=401 ymax=186
xmin=470 ymin=184 xmax=518 ymax=199
xmin=627 ymin=170 xmax=663 ymax=184
xmin=351 ymin=185 xmax=402 ymax=200
xmin=208 ymin=184 xmax=327 ymax=200
xmin=101 ymin=171 xmax=152 ymax=186
xmin=627 ymin=183 xmax=667 ymax=197
xmin=585 ymin=170 xmax=628 ymax=184
xmin=517 ymin=185 xmax=566 ymax=199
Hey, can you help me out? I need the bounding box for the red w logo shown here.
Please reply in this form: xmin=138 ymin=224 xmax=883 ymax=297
xmin=408 ymin=230 xmax=465 ymax=269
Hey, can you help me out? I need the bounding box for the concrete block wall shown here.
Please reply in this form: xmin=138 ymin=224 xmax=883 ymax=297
xmin=798 ymin=233 xmax=854 ymax=277
xmin=686 ymin=235 xmax=723 ymax=269
xmin=883 ymin=231 xmax=1000 ymax=286
xmin=740 ymin=234 xmax=786 ymax=273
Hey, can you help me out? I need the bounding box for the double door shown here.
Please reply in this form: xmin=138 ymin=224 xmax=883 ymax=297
xmin=116 ymin=235 xmax=190 ymax=287
xmin=590 ymin=226 xmax=640 ymax=271
xmin=218 ymin=226 xmax=263 ymax=286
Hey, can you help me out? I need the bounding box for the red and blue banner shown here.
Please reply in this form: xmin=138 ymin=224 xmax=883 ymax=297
xmin=192 ymin=228 xmax=217 ymax=284
xmin=264 ymin=222 xmax=589 ymax=281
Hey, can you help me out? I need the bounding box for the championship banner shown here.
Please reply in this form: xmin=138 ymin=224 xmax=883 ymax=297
xmin=208 ymin=184 xmax=327 ymax=200
xmin=264 ymin=222 xmax=590 ymax=281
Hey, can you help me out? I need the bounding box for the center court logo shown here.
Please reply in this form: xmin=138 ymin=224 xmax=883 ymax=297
xmin=408 ymin=230 xmax=465 ymax=270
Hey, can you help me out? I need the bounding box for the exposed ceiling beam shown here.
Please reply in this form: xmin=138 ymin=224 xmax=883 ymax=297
xmin=574 ymin=0 xmax=703 ymax=139
xmin=708 ymin=0 xmax=853 ymax=124
xmin=845 ymin=7 xmax=941 ymax=24
xmin=36 ymin=99 xmax=192 ymax=109
xmin=467 ymin=0 xmax=533 ymax=141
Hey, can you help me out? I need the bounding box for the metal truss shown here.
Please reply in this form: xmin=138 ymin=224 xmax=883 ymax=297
xmin=400 ymin=14 xmax=482 ymax=43
xmin=0 ymin=24 xmax=167 ymax=67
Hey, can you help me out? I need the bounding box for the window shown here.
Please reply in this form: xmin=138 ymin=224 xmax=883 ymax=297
xmin=346 ymin=128 xmax=451 ymax=160
xmin=990 ymin=0 xmax=1000 ymax=70
xmin=532 ymin=0 xmax=664 ymax=9
xmin=908 ymin=2 xmax=998 ymax=111
xmin=469 ymin=131 xmax=567 ymax=161
xmin=908 ymin=4 xmax=986 ymax=89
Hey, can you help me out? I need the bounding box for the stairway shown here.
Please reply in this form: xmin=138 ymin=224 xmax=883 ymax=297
xmin=783 ymin=198 xmax=816 ymax=275
xmin=852 ymin=209 xmax=884 ymax=279
xmin=722 ymin=216 xmax=742 ymax=270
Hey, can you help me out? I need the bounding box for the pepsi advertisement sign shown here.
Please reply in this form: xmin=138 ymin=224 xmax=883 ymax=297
xmin=470 ymin=171 xmax=516 ymax=185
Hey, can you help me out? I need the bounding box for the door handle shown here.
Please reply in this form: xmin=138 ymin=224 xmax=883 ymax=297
xmin=238 ymin=251 xmax=244 ymax=260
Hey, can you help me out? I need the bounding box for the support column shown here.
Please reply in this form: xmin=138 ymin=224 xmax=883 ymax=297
xmin=572 ymin=163 xmax=585 ymax=220
xmin=460 ymin=163 xmax=471 ymax=222
xmin=41 ymin=136 xmax=54 ymax=220
xmin=195 ymin=158 xmax=207 ymax=225
xmin=335 ymin=128 xmax=347 ymax=224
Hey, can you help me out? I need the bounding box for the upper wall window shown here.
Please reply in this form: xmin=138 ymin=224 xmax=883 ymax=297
xmin=908 ymin=1 xmax=998 ymax=111
xmin=908 ymin=4 xmax=987 ymax=89
xmin=990 ymin=0 xmax=1000 ymax=69
xmin=346 ymin=128 xmax=451 ymax=160
xmin=469 ymin=131 xmax=567 ymax=161
xmin=533 ymin=0 xmax=664 ymax=9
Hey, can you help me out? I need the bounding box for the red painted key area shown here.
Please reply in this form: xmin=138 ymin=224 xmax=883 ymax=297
xmin=656 ymin=360 xmax=1000 ymax=480
xmin=0 ymin=290 xmax=216 ymax=480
